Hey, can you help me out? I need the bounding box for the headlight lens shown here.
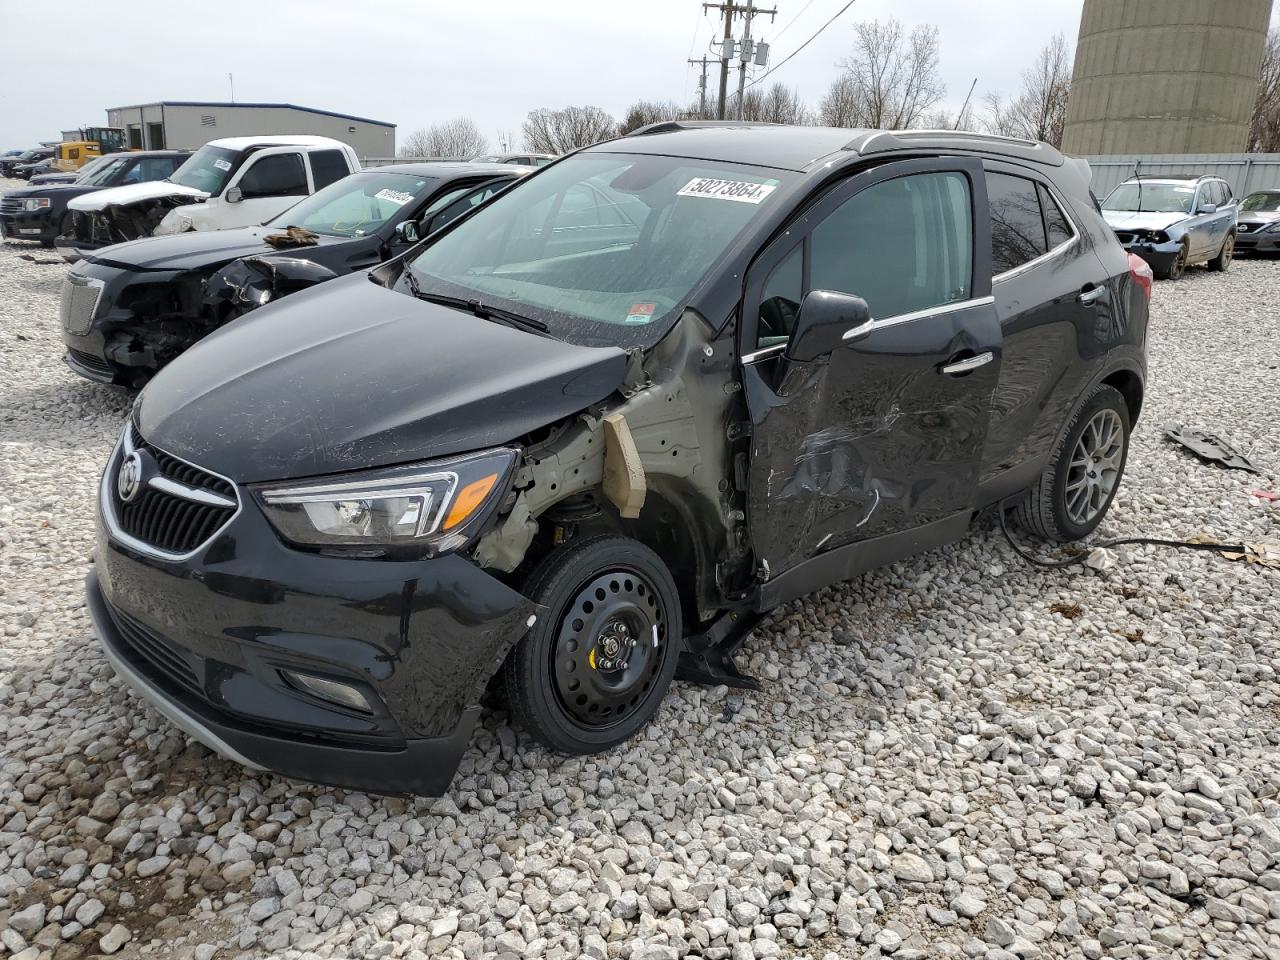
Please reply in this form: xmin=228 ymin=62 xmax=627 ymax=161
xmin=22 ymin=198 xmax=50 ymax=211
xmin=255 ymin=448 xmax=517 ymax=555
xmin=1266 ymin=221 xmax=1280 ymax=233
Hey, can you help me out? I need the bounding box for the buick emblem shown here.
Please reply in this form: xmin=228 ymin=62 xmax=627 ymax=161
xmin=117 ymin=452 xmax=144 ymax=503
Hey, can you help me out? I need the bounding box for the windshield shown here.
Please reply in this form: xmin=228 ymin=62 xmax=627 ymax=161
xmin=1241 ymin=192 xmax=1280 ymax=213
xmin=78 ymin=157 xmax=131 ymax=187
xmin=408 ymin=152 xmax=790 ymax=348
xmin=72 ymin=156 xmax=111 ymax=182
xmin=1103 ymin=182 xmax=1195 ymax=214
xmin=268 ymin=171 xmax=434 ymax=237
xmin=169 ymin=145 xmax=240 ymax=194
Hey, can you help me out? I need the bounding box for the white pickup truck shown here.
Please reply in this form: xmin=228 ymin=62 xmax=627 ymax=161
xmin=58 ymin=135 xmax=360 ymax=261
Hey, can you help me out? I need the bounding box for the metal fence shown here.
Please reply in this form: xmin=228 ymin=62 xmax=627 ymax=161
xmin=1084 ymin=154 xmax=1280 ymax=199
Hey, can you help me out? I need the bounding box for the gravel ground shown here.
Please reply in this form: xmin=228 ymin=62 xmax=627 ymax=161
xmin=1 ymin=177 xmax=1278 ymax=960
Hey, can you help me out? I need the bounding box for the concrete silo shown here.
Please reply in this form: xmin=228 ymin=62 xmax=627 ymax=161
xmin=1061 ymin=0 xmax=1273 ymax=155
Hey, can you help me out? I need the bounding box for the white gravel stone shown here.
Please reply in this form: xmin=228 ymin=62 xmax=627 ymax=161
xmin=1 ymin=198 xmax=1279 ymax=960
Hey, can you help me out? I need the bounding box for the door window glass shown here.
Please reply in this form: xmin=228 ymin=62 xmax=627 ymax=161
xmin=1038 ymin=183 xmax=1073 ymax=249
xmin=757 ymin=244 xmax=803 ymax=347
xmin=987 ymin=173 xmax=1047 ymax=275
xmin=810 ymin=171 xmax=972 ymax=320
xmin=238 ymin=153 xmax=307 ymax=199
xmin=310 ymin=149 xmax=350 ymax=190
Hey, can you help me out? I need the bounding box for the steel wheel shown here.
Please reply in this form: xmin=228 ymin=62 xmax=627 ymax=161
xmin=1065 ymin=408 xmax=1124 ymax=527
xmin=550 ymin=569 xmax=668 ymax=729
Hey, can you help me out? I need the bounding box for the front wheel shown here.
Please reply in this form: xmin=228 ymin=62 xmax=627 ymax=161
xmin=1155 ymin=241 xmax=1188 ymax=280
xmin=1208 ymin=232 xmax=1234 ymax=271
xmin=1012 ymin=385 xmax=1131 ymax=542
xmin=501 ymin=535 xmax=681 ymax=755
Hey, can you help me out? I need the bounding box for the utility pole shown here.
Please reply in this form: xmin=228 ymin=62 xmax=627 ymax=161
xmin=702 ymin=3 xmax=776 ymax=120
xmin=688 ymin=57 xmax=712 ymax=117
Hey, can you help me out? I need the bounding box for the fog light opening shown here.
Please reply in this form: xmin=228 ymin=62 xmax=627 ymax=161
xmin=281 ymin=670 xmax=374 ymax=714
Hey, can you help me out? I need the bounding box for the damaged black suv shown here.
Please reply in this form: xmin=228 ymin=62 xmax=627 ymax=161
xmin=88 ymin=124 xmax=1149 ymax=795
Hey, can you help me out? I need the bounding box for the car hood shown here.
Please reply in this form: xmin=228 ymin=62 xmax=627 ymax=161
xmin=88 ymin=226 xmax=351 ymax=272
xmin=2 ymin=184 xmax=95 ymax=200
xmin=69 ymin=181 xmax=208 ymax=212
xmin=1238 ymin=210 xmax=1280 ymax=224
xmin=135 ymin=273 xmax=628 ymax=483
xmin=1102 ymin=210 xmax=1189 ymax=231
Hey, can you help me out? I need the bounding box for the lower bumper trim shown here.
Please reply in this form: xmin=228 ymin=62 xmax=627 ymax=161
xmin=86 ymin=569 xmax=478 ymax=796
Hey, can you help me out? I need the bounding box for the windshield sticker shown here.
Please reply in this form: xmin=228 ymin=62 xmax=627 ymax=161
xmin=677 ymin=177 xmax=777 ymax=204
xmin=213 ymin=159 xmax=232 ymax=171
xmin=374 ymin=188 xmax=415 ymax=206
xmin=624 ymin=302 xmax=656 ymax=324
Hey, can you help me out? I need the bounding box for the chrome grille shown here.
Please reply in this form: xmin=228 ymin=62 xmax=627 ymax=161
xmin=60 ymin=274 xmax=104 ymax=335
xmin=105 ymin=425 xmax=239 ymax=558
xmin=0 ymin=198 xmax=21 ymax=215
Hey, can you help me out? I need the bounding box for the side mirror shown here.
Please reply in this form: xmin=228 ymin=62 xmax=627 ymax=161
xmin=225 ymin=186 xmax=243 ymax=204
xmin=785 ymin=290 xmax=873 ymax=362
xmin=1199 ymin=202 xmax=1217 ymax=214
xmin=394 ymin=220 xmax=420 ymax=244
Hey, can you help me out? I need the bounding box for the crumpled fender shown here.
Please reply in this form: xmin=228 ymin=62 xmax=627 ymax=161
xmin=202 ymin=256 xmax=339 ymax=324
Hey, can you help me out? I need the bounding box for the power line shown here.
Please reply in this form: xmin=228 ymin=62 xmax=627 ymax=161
xmin=746 ymin=0 xmax=858 ymax=90
xmin=772 ymin=0 xmax=817 ymax=42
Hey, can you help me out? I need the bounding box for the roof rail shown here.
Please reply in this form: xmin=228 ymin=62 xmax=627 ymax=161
xmin=625 ymin=120 xmax=779 ymax=137
xmin=890 ymin=129 xmax=1041 ymax=148
xmin=851 ymin=128 xmax=1065 ymax=167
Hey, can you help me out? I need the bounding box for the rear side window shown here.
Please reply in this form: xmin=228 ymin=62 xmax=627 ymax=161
xmin=1038 ymin=183 xmax=1073 ymax=249
xmin=310 ymin=149 xmax=350 ymax=190
xmin=808 ymin=171 xmax=973 ymax=323
xmin=987 ymin=173 xmax=1047 ymax=274
xmin=238 ymin=153 xmax=308 ymax=199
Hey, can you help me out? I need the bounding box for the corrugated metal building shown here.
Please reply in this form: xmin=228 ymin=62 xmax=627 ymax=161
xmin=104 ymin=101 xmax=395 ymax=159
xmin=1062 ymin=0 xmax=1273 ymax=155
xmin=1085 ymin=153 xmax=1280 ymax=199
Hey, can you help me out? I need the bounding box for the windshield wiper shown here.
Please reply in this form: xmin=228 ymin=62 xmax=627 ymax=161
xmin=403 ymin=276 xmax=548 ymax=333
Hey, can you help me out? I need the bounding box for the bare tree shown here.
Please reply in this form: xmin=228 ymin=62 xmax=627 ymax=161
xmin=619 ymin=100 xmax=685 ymax=136
xmin=819 ymin=74 xmax=863 ymax=127
xmin=1249 ymin=29 xmax=1280 ymax=152
xmin=523 ymin=106 xmax=617 ymax=154
xmin=833 ymin=18 xmax=945 ymax=129
xmin=398 ymin=117 xmax=488 ymax=158
xmin=981 ymin=34 xmax=1072 ymax=146
xmin=752 ymin=83 xmax=809 ymax=124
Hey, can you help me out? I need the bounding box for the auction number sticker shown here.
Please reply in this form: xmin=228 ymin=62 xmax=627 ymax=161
xmin=213 ymin=159 xmax=232 ymax=171
xmin=374 ymin=188 xmax=415 ymax=206
xmin=677 ymin=177 xmax=777 ymax=204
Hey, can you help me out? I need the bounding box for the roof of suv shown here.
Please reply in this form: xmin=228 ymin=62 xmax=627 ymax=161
xmin=205 ymin=135 xmax=350 ymax=152
xmin=600 ymin=121 xmax=1066 ymax=173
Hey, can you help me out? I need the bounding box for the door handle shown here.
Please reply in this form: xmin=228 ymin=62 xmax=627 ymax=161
xmin=939 ymin=351 xmax=993 ymax=375
xmin=1078 ymin=285 xmax=1105 ymax=304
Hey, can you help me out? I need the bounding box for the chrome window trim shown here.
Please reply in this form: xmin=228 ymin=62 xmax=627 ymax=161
xmin=742 ymin=295 xmax=996 ymax=364
xmin=992 ymin=179 xmax=1081 ymax=284
xmin=101 ymin=425 xmax=242 ymax=562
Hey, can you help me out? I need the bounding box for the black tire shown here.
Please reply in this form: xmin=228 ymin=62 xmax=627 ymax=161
xmin=1208 ymin=231 xmax=1234 ymax=272
xmin=1012 ymin=385 xmax=1131 ymax=542
xmin=1154 ymin=241 xmax=1188 ymax=280
xmin=501 ymin=535 xmax=682 ymax=755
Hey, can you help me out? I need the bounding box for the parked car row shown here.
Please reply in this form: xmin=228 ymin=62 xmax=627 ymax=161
xmin=62 ymin=123 xmax=1152 ymax=796
xmin=1 ymin=146 xmax=56 ymax=179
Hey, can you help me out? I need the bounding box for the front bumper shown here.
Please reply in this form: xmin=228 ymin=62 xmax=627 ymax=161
xmin=0 ymin=208 xmax=56 ymax=242
xmin=1234 ymin=226 xmax=1280 ymax=252
xmin=89 ymin=434 xmax=538 ymax=795
xmin=1117 ymin=239 xmax=1180 ymax=274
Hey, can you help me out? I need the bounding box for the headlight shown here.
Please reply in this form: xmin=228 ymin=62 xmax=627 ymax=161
xmin=1266 ymin=221 xmax=1280 ymax=233
xmin=255 ymin=448 xmax=517 ymax=556
xmin=22 ymin=198 xmax=50 ymax=211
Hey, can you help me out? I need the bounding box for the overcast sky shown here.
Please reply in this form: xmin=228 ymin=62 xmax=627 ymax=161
xmin=2 ymin=0 xmax=1089 ymax=153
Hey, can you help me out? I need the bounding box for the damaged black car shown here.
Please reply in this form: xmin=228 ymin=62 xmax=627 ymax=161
xmin=61 ymin=163 xmax=525 ymax=386
xmin=88 ymin=124 xmax=1150 ymax=795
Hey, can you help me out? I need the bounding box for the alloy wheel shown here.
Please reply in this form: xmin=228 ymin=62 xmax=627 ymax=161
xmin=1169 ymin=245 xmax=1187 ymax=280
xmin=1221 ymin=233 xmax=1234 ymax=268
xmin=1065 ymin=409 xmax=1125 ymax=527
xmin=551 ymin=569 xmax=668 ymax=729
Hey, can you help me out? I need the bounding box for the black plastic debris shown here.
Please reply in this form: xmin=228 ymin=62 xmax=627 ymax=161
xmin=1165 ymin=424 xmax=1260 ymax=473
xmin=203 ymin=256 xmax=338 ymax=323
